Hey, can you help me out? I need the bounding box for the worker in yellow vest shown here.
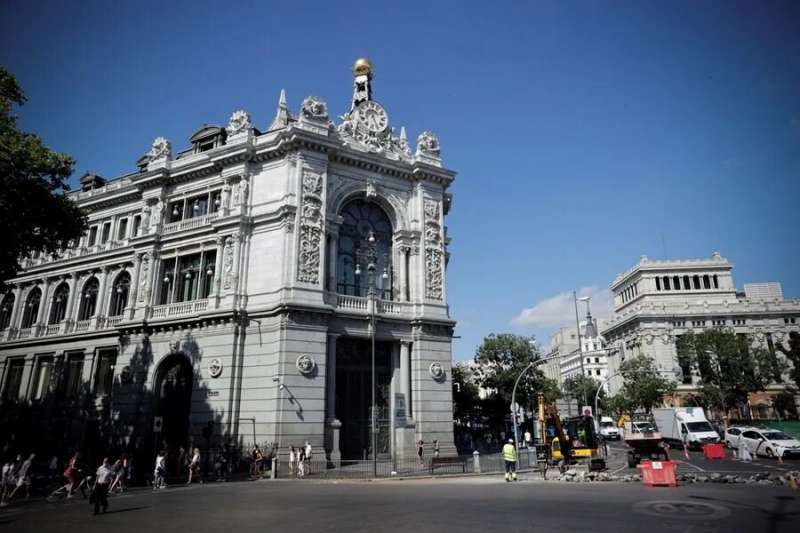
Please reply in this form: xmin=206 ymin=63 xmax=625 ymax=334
xmin=502 ymin=438 xmax=517 ymax=482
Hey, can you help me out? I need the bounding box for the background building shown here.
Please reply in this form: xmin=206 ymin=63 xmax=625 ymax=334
xmin=602 ymin=252 xmax=800 ymax=417
xmin=0 ymin=59 xmax=457 ymax=466
xmin=544 ymin=305 xmax=611 ymax=393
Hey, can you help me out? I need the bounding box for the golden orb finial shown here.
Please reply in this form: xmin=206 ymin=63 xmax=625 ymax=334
xmin=353 ymin=58 xmax=374 ymax=78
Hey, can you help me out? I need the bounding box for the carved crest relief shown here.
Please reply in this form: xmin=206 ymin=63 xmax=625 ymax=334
xmin=223 ymin=236 xmax=235 ymax=290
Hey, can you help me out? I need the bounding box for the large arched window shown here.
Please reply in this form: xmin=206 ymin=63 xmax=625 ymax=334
xmin=21 ymin=288 xmax=41 ymax=329
xmin=77 ymin=277 xmax=99 ymax=320
xmin=0 ymin=292 xmax=15 ymax=330
xmin=49 ymin=282 xmax=70 ymax=324
xmin=336 ymin=199 xmax=393 ymax=299
xmin=109 ymin=272 xmax=131 ymax=317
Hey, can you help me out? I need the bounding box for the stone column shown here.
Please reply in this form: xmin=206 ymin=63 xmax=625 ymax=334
xmin=94 ymin=266 xmax=110 ymax=327
xmin=7 ymin=285 xmax=23 ymax=334
xmin=64 ymin=274 xmax=80 ymax=330
xmin=327 ymin=230 xmax=339 ymax=293
xmin=398 ymin=246 xmax=409 ymax=302
xmin=213 ymin=235 xmax=225 ymax=300
xmin=400 ymin=340 xmax=412 ymax=418
xmin=325 ymin=334 xmax=341 ymax=465
xmin=126 ymin=255 xmax=142 ymax=319
xmin=36 ymin=280 xmax=52 ymax=330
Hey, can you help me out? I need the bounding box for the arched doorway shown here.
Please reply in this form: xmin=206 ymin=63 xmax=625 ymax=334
xmin=153 ymin=354 xmax=193 ymax=458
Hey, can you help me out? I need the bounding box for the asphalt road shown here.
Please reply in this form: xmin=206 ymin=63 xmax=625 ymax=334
xmin=1 ymin=476 xmax=798 ymax=533
xmin=604 ymin=440 xmax=800 ymax=476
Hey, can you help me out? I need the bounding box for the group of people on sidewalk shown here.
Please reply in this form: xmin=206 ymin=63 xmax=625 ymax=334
xmin=0 ymin=453 xmax=36 ymax=506
xmin=153 ymin=447 xmax=201 ymax=490
xmin=287 ymin=442 xmax=313 ymax=478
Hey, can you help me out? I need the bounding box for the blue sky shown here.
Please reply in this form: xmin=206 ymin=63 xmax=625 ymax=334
xmin=2 ymin=0 xmax=798 ymax=360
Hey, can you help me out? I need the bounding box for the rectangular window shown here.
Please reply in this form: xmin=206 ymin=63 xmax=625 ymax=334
xmin=31 ymin=356 xmax=53 ymax=400
xmin=2 ymin=358 xmax=25 ymax=401
xmin=169 ymin=202 xmax=184 ymax=222
xmin=187 ymin=195 xmax=208 ymax=219
xmin=131 ymin=215 xmax=141 ymax=237
xmin=88 ymin=226 xmax=98 ymax=246
xmin=673 ymin=276 xmax=680 ymax=290
xmin=117 ymin=218 xmax=128 ymax=240
xmin=94 ymin=349 xmax=117 ymax=397
xmin=177 ymin=254 xmax=201 ymax=301
xmin=64 ymin=354 xmax=84 ymax=399
xmin=655 ymin=277 xmax=661 ymax=291
xmin=683 ymin=275 xmax=691 ymax=290
xmin=160 ymin=258 xmax=177 ymax=304
xmin=209 ymin=191 xmax=222 ymax=213
xmin=664 ymin=277 xmax=671 ymax=290
xmin=201 ymin=251 xmax=217 ymax=298
xmin=101 ymin=222 xmax=111 ymax=244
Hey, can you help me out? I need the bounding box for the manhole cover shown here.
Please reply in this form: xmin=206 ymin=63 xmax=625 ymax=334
xmin=633 ymin=500 xmax=731 ymax=520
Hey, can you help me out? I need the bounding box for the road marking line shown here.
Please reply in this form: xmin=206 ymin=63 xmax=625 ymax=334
xmin=675 ymin=460 xmax=706 ymax=472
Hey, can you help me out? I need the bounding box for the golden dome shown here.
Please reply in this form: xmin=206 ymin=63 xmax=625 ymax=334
xmin=353 ymin=58 xmax=374 ymax=78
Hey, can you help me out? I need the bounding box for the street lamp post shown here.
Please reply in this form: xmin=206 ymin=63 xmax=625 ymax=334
xmin=355 ymin=231 xmax=389 ymax=477
xmin=573 ymin=292 xmax=589 ymax=408
xmin=510 ymin=353 xmax=562 ymax=468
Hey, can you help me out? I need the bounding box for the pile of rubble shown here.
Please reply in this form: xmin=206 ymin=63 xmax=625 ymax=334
xmin=554 ymin=468 xmax=800 ymax=486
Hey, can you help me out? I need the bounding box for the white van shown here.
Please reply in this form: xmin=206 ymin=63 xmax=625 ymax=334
xmin=653 ymin=407 xmax=720 ymax=449
xmin=597 ymin=417 xmax=620 ymax=440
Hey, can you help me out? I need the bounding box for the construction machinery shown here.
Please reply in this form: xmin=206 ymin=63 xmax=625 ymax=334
xmin=537 ymin=394 xmax=605 ymax=470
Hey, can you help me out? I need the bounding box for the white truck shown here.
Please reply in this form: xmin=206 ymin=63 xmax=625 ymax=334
xmin=653 ymin=407 xmax=720 ymax=450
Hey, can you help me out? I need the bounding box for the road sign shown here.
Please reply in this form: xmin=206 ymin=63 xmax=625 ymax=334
xmin=153 ymin=416 xmax=163 ymax=433
xmin=582 ymin=406 xmax=593 ymax=417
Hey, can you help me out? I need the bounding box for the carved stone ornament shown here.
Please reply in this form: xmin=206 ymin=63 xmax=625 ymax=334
xmin=336 ymin=101 xmax=412 ymax=161
xmin=148 ymin=137 xmax=171 ymax=160
xmin=297 ymin=170 xmax=323 ymax=284
xmin=366 ymin=179 xmax=377 ymax=198
xmin=137 ymin=252 xmax=151 ymax=302
xmin=226 ymin=109 xmax=252 ymax=135
xmin=416 ymin=131 xmax=440 ymax=157
xmin=207 ymin=358 xmax=223 ymax=378
xmin=423 ymin=199 xmax=443 ymax=300
xmin=223 ymin=236 xmax=235 ymax=290
xmin=429 ymin=362 xmax=446 ymax=382
xmin=296 ymin=354 xmax=316 ymax=375
xmin=644 ymin=334 xmax=654 ymax=345
xmin=301 ymin=96 xmax=328 ymax=120
xmin=120 ymin=365 xmax=133 ymax=384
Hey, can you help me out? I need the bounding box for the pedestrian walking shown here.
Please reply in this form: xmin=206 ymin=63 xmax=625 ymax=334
xmin=92 ymin=457 xmax=113 ymax=515
xmin=737 ymin=434 xmax=752 ymax=462
xmin=502 ymin=438 xmax=518 ymax=482
xmin=7 ymin=453 xmax=35 ymax=501
xmin=176 ymin=446 xmax=187 ymax=477
xmin=0 ymin=459 xmax=14 ymax=506
xmin=251 ymin=445 xmax=264 ymax=477
xmin=47 ymin=455 xmax=59 ymax=480
xmin=214 ymin=445 xmax=228 ymax=482
xmin=288 ymin=446 xmax=297 ymax=477
xmin=186 ymin=448 xmax=201 ymax=484
xmin=64 ymin=452 xmax=85 ymax=498
xmin=524 ymin=430 xmax=532 ymax=449
xmin=304 ymin=441 xmax=313 ymax=475
xmin=153 ymin=450 xmax=167 ymax=490
xmin=416 ymin=440 xmax=424 ymax=466
xmin=433 ymin=440 xmax=440 ymax=458
xmin=297 ymin=448 xmax=306 ymax=478
xmin=109 ymin=454 xmax=128 ymax=493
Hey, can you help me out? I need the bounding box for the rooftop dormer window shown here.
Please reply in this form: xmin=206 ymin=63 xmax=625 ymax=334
xmin=189 ymin=125 xmax=226 ymax=155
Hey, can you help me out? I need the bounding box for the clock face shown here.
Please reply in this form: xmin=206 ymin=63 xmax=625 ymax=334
xmin=355 ymin=101 xmax=389 ymax=133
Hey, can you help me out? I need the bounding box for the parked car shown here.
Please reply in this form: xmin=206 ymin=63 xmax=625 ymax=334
xmin=723 ymin=426 xmax=757 ymax=449
xmin=736 ymin=428 xmax=800 ymax=459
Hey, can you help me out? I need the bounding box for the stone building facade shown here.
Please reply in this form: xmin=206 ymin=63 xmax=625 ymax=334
xmin=601 ymin=253 xmax=800 ymax=418
xmin=0 ymin=59 xmax=457 ymax=463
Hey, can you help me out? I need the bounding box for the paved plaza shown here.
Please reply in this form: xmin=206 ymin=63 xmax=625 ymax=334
xmin=1 ymin=476 xmax=798 ymax=533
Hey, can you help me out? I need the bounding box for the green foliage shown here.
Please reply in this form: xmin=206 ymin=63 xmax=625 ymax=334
xmin=562 ymin=374 xmax=603 ymax=406
xmin=452 ymin=362 xmax=481 ymax=424
xmin=619 ymin=355 xmax=675 ymax=413
xmin=473 ymin=333 xmax=555 ymax=408
xmin=0 ymin=66 xmax=87 ymax=284
xmin=600 ymin=393 xmax=635 ymax=419
xmin=677 ymin=329 xmax=779 ymax=415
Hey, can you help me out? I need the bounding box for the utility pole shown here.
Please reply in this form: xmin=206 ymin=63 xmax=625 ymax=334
xmin=573 ymin=291 xmax=588 ymax=408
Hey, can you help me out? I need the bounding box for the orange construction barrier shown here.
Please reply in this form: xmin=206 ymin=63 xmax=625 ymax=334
xmin=703 ymin=443 xmax=726 ymax=460
xmin=637 ymin=460 xmax=678 ymax=487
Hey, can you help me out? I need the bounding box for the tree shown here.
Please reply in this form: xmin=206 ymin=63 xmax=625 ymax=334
xmin=619 ymin=355 xmax=675 ymax=413
xmin=775 ymin=331 xmax=800 ymax=390
xmin=0 ymin=67 xmax=87 ymax=285
xmin=472 ymin=333 xmax=559 ymax=424
xmin=451 ymin=362 xmax=481 ymax=425
xmin=600 ymin=393 xmax=635 ymax=420
xmin=562 ymin=374 xmax=603 ymax=408
xmin=676 ymin=329 xmax=778 ymax=418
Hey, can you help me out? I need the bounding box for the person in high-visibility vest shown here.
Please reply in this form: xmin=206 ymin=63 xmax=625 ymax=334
xmin=502 ymin=438 xmax=517 ymax=482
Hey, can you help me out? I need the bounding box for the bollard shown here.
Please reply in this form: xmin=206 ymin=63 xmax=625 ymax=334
xmin=271 ymin=457 xmax=277 ymax=479
xmin=473 ymin=450 xmax=481 ymax=473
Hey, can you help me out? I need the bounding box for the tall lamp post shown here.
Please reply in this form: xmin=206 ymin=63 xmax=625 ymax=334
xmin=573 ymin=292 xmax=589 ymax=408
xmin=355 ymin=231 xmax=388 ymax=477
xmin=510 ymin=353 xmax=562 ymax=468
